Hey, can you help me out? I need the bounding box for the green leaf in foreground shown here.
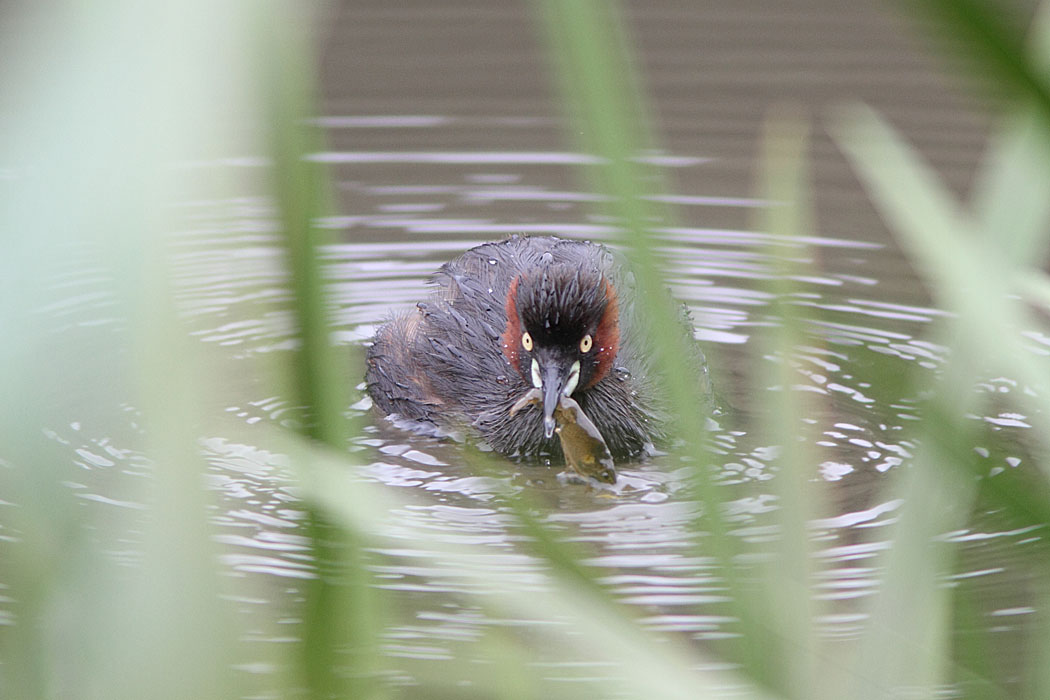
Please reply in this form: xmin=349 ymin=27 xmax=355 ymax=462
xmin=753 ymin=109 xmax=828 ymax=700
xmin=831 ymin=98 xmax=1050 ymax=697
xmin=899 ymin=0 xmax=1050 ymax=129
xmin=253 ymin=5 xmax=382 ymax=697
xmin=831 ymin=103 xmax=1050 ymax=473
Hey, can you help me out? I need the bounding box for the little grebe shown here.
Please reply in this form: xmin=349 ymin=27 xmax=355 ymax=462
xmin=366 ymin=235 xmax=705 ymax=467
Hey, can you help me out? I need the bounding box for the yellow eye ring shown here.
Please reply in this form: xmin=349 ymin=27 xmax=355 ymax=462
xmin=580 ymin=334 xmax=593 ymax=353
xmin=521 ymin=332 xmax=533 ymax=351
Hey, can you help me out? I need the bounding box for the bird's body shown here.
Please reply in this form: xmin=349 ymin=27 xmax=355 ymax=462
xmin=365 ymin=235 xmax=703 ymax=462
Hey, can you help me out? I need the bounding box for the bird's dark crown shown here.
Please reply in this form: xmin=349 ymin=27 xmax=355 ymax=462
xmin=515 ymin=266 xmax=608 ymax=345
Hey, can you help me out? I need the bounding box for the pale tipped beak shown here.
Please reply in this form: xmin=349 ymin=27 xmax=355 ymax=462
xmin=543 ymin=413 xmax=557 ymax=439
xmin=540 ymin=359 xmax=580 ymax=439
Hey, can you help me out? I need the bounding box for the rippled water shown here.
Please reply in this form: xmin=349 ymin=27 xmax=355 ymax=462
xmin=7 ymin=0 xmax=1045 ymax=695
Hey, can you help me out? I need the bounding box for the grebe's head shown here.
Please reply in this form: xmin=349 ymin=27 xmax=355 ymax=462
xmin=501 ymin=266 xmax=620 ymax=438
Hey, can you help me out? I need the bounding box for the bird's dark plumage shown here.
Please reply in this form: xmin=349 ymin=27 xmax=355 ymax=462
xmin=365 ymin=235 xmax=706 ymax=461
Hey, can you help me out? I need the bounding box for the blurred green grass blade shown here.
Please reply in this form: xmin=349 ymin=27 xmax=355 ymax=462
xmin=298 ymin=521 xmax=387 ymax=700
xmin=848 ymin=437 xmax=975 ymax=699
xmin=0 ymin=1 xmax=268 ymax=697
xmin=972 ymin=1 xmax=1050 ymax=266
xmin=259 ymin=2 xmax=351 ymax=449
xmin=1033 ymin=0 xmax=1050 ymax=66
xmin=534 ymin=0 xmax=766 ymax=683
xmin=950 ymin=583 xmax=1000 ymax=700
xmin=253 ymin=5 xmax=381 ymax=698
xmin=533 ymin=0 xmax=697 ymax=386
xmin=754 ymin=110 xmax=827 ymax=700
xmin=843 ymin=365 xmax=982 ymax=699
xmin=486 ymin=630 xmax=538 ymax=700
xmin=831 ymin=104 xmax=1050 ymax=470
xmin=1030 ymin=584 xmax=1050 ymax=697
xmin=120 ymin=269 xmax=241 ymax=700
xmin=899 ymin=0 xmax=1050 ymax=127
xmin=533 ymin=0 xmax=716 ymax=452
xmin=832 ymin=101 xmax=1050 ymax=696
xmin=972 ymin=109 xmax=1050 ymax=265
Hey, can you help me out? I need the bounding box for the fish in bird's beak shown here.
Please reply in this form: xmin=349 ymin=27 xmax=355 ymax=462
xmin=553 ymin=396 xmax=616 ymax=484
xmin=507 ymin=381 xmax=617 ymax=485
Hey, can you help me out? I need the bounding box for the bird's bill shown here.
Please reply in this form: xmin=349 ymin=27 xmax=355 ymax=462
xmin=539 ymin=357 xmax=580 ymax=439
